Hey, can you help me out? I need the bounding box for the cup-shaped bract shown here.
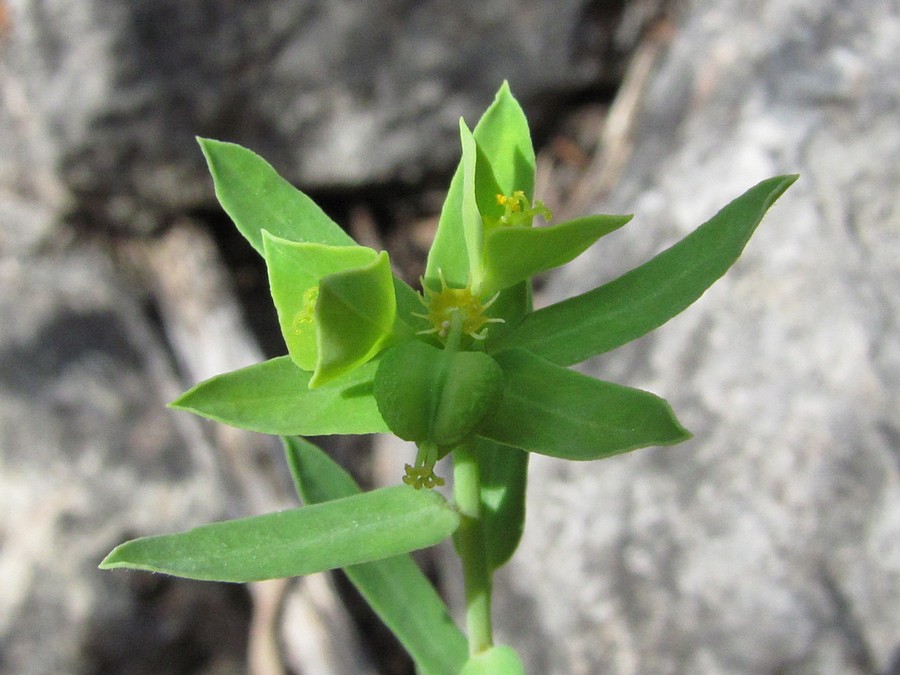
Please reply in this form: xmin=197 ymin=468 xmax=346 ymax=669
xmin=374 ymin=340 xmax=504 ymax=451
xmin=263 ymin=232 xmax=397 ymax=386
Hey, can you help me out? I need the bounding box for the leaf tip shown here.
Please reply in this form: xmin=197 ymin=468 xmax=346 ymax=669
xmin=166 ymin=395 xmax=188 ymax=412
xmin=767 ymin=173 xmax=800 ymax=203
xmin=196 ymin=136 xmax=224 ymax=159
xmin=98 ymin=543 xmax=131 ymax=571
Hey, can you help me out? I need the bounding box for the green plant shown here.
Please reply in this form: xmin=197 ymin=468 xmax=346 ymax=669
xmin=101 ymin=83 xmax=796 ymax=674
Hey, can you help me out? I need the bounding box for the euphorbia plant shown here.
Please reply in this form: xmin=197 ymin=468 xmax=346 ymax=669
xmin=101 ymin=82 xmax=796 ymax=674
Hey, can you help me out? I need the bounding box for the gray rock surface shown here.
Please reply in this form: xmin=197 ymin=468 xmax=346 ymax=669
xmin=0 ymin=229 xmax=246 ymax=672
xmin=495 ymin=1 xmax=900 ymax=673
xmin=2 ymin=0 xmax=646 ymax=232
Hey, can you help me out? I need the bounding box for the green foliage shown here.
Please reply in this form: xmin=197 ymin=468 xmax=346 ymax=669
xmin=481 ymin=213 xmax=632 ymax=296
xmin=460 ymin=645 xmax=526 ymax=675
xmin=375 ymin=340 xmax=504 ymax=450
xmin=169 ymin=356 xmax=388 ymax=436
xmin=490 ymin=174 xmax=799 ymax=365
xmin=199 ymin=137 xmax=354 ymax=252
xmin=479 ymin=349 xmax=690 ymax=459
xmin=473 ymin=437 xmax=528 ymax=571
xmin=284 ymin=437 xmax=469 ymax=675
xmin=105 ymin=83 xmax=796 ymax=671
xmin=100 ymin=485 xmax=459 ymax=582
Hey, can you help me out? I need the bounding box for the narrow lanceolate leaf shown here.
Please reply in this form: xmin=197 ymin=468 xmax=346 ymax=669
xmin=100 ymin=485 xmax=459 ymax=582
xmin=478 ymin=349 xmax=690 ymax=460
xmin=283 ymin=438 xmax=468 ymax=675
xmin=473 ymin=437 xmax=527 ymax=571
xmin=490 ymin=175 xmax=799 ymax=366
xmin=481 ymin=214 xmax=633 ymax=295
xmin=198 ymin=138 xmax=355 ymax=254
xmin=169 ymin=356 xmax=388 ymax=436
xmin=313 ymin=251 xmax=397 ymax=387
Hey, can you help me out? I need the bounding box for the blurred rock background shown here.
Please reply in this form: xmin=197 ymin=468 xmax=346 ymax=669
xmin=1 ymin=0 xmax=897 ymax=674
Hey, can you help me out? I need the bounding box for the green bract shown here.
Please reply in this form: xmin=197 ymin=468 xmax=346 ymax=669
xmin=102 ymin=82 xmax=796 ymax=673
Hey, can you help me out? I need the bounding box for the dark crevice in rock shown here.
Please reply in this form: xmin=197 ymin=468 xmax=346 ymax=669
xmin=0 ymin=309 xmax=142 ymax=396
xmin=81 ymin=572 xmax=253 ymax=675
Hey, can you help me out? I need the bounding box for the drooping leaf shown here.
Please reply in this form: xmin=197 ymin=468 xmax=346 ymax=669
xmin=490 ymin=175 xmax=798 ymax=365
xmin=481 ymin=214 xmax=633 ymax=295
xmin=169 ymin=356 xmax=388 ymax=436
xmin=313 ymin=251 xmax=398 ymax=387
xmin=473 ymin=437 xmax=527 ymax=571
xmin=478 ymin=349 xmax=690 ymax=459
xmin=263 ymin=233 xmax=382 ymax=371
xmin=198 ymin=138 xmax=355 ymax=254
xmin=100 ymin=485 xmax=459 ymax=582
xmin=283 ymin=437 xmax=468 ymax=675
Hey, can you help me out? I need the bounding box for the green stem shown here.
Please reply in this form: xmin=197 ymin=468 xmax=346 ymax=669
xmin=453 ymin=442 xmax=493 ymax=655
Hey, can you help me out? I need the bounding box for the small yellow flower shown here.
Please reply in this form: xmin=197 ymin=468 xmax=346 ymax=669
xmin=493 ymin=191 xmax=553 ymax=227
xmin=414 ymin=271 xmax=503 ymax=341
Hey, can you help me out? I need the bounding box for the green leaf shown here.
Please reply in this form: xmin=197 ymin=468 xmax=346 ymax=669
xmin=472 ymin=81 xmax=536 ymax=198
xmin=262 ymin=233 xmax=381 ymax=371
xmin=100 ymin=485 xmax=460 ymax=582
xmin=491 ymin=175 xmax=798 ymax=365
xmin=198 ymin=138 xmax=355 ymax=254
xmin=424 ymin=164 xmax=470 ymax=289
xmin=169 ymin=356 xmax=388 ymax=436
xmin=425 ymin=82 xmax=535 ymax=288
xmin=481 ymin=214 xmax=633 ymax=295
xmin=313 ymin=251 xmax=398 ymax=387
xmin=283 ymin=438 xmax=468 ymax=675
xmin=460 ymin=120 xmax=485 ymax=290
xmin=198 ymin=138 xmax=425 ymax=336
xmin=374 ymin=341 xmax=504 ymax=450
xmin=460 ymin=646 xmax=526 ymax=675
xmin=478 ymin=349 xmax=690 ymax=459
xmin=473 ymin=437 xmax=527 ymax=571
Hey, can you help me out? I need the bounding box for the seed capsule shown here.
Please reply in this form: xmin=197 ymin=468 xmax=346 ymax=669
xmin=374 ymin=340 xmax=504 ymax=450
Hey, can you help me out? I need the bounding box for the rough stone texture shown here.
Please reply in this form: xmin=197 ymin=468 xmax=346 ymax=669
xmin=1 ymin=0 xmax=649 ymax=232
xmin=0 ymin=232 xmax=249 ymax=673
xmin=495 ymin=1 xmax=900 ymax=674
xmin=0 ymin=207 xmax=378 ymax=672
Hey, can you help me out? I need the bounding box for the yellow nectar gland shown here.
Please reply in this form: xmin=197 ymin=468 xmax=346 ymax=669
xmin=291 ymin=285 xmax=319 ymax=335
xmin=494 ymin=191 xmax=552 ymax=227
xmin=414 ymin=272 xmax=503 ymax=341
